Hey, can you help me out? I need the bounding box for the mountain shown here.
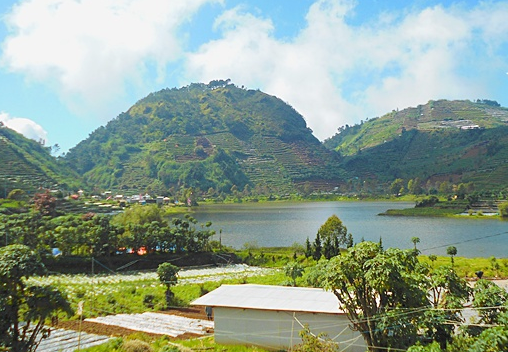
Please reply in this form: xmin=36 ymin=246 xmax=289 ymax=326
xmin=323 ymin=99 xmax=508 ymax=192
xmin=66 ymin=81 xmax=345 ymax=196
xmin=0 ymin=123 xmax=81 ymax=196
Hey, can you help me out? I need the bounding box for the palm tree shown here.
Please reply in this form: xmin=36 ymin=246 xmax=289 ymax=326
xmin=411 ymin=237 xmax=420 ymax=252
xmin=447 ymin=246 xmax=458 ymax=267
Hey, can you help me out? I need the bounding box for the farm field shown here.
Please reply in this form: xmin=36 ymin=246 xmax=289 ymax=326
xmin=32 ymin=264 xmax=279 ymax=352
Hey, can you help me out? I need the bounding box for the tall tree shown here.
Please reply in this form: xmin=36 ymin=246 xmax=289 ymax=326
xmin=0 ymin=244 xmax=72 ymax=352
xmin=316 ymin=215 xmax=351 ymax=257
xmin=312 ymin=233 xmax=322 ymax=261
xmin=323 ymin=241 xmax=428 ymax=352
xmin=157 ymin=262 xmax=179 ymax=307
xmin=446 ymin=246 xmax=458 ymax=267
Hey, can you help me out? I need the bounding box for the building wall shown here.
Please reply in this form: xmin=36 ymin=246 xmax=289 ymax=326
xmin=214 ymin=307 xmax=365 ymax=351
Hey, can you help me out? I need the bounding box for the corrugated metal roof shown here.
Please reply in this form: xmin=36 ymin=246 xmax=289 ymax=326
xmin=191 ymin=284 xmax=345 ymax=314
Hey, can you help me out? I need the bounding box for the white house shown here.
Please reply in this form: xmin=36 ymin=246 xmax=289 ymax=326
xmin=191 ymin=284 xmax=365 ymax=351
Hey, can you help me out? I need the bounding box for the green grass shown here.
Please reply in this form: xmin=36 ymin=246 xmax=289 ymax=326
xmin=43 ymin=249 xmax=508 ymax=352
xmin=179 ymin=336 xmax=269 ymax=352
xmin=81 ymin=336 xmax=270 ymax=352
xmin=381 ymin=207 xmax=464 ymax=217
xmin=420 ymin=255 xmax=508 ymax=278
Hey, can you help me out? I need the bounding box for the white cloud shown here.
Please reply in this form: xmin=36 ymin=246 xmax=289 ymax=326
xmin=0 ymin=112 xmax=48 ymax=142
xmin=185 ymin=0 xmax=508 ymax=139
xmin=1 ymin=0 xmax=222 ymax=115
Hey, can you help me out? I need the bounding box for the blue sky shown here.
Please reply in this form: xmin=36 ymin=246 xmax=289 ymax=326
xmin=1 ymin=0 xmax=507 ymax=153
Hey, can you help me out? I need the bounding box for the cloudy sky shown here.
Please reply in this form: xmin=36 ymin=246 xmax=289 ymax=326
xmin=1 ymin=0 xmax=507 ymax=153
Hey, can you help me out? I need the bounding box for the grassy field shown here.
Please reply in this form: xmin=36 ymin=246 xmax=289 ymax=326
xmin=34 ymin=246 xmax=508 ymax=352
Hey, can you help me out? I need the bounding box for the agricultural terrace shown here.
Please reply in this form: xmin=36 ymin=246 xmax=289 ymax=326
xmin=27 ymin=264 xmax=278 ymax=318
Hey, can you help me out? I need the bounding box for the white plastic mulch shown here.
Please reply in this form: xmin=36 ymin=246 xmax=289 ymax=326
xmin=36 ymin=328 xmax=112 ymax=352
xmin=85 ymin=312 xmax=214 ymax=337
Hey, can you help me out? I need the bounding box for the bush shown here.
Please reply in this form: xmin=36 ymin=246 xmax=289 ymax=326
xmin=158 ymin=345 xmax=180 ymax=352
xmin=143 ymin=294 xmax=155 ymax=309
xmin=499 ymin=202 xmax=508 ymax=217
xmin=122 ymin=339 xmax=153 ymax=352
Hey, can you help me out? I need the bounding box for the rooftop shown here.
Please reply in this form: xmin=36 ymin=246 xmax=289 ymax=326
xmin=191 ymin=284 xmax=344 ymax=315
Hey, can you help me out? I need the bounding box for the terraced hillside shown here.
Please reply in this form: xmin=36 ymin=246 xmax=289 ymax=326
xmin=324 ymin=99 xmax=508 ymax=192
xmin=0 ymin=125 xmax=81 ymax=196
xmin=66 ymin=81 xmax=345 ymax=196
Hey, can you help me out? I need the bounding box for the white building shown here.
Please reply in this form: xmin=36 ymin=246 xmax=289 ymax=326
xmin=191 ymin=284 xmax=365 ymax=351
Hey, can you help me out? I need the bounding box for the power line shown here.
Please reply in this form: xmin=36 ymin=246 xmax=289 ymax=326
xmin=421 ymin=230 xmax=508 ymax=252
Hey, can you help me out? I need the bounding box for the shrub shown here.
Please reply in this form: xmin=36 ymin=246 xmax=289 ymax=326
xmin=143 ymin=294 xmax=155 ymax=308
xmin=122 ymin=339 xmax=153 ymax=352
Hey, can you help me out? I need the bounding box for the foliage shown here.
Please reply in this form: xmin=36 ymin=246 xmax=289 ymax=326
xmin=472 ymin=279 xmax=508 ymax=325
xmin=0 ymin=125 xmax=82 ymax=197
xmin=157 ymin=263 xmax=179 ymax=288
xmin=178 ymin=335 xmax=270 ymax=351
xmin=7 ymin=189 xmax=25 ymax=201
xmin=421 ymin=265 xmax=471 ymax=348
xmin=157 ymin=263 xmax=179 ymax=306
xmin=64 ymin=82 xmax=344 ymax=197
xmin=33 ymin=190 xmax=57 ymax=217
xmin=316 ymin=215 xmax=353 ymax=259
xmin=122 ymin=339 xmax=153 ymax=352
xmin=499 ymin=202 xmax=508 ymax=217
xmin=324 ymin=99 xmax=508 ymax=194
xmin=0 ymin=209 xmax=214 ymax=259
xmin=303 ymin=260 xmax=329 ymax=288
xmin=323 ymin=242 xmax=429 ymax=351
xmin=447 ymin=246 xmax=458 ymax=266
xmin=0 ymin=244 xmax=73 ymax=352
xmin=283 ymin=261 xmax=303 ymax=286
xmin=289 ymin=325 xmax=338 ymax=352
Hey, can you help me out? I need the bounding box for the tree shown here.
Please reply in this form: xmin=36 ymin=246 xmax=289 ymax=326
xmin=316 ymin=215 xmax=351 ymax=258
xmin=446 ymin=246 xmax=458 ymax=267
xmin=428 ymin=254 xmax=437 ymax=268
xmin=304 ymin=237 xmax=312 ymax=258
xmin=408 ymin=178 xmax=422 ymax=195
xmin=422 ymin=265 xmax=471 ymax=348
xmin=499 ymin=202 xmax=508 ymax=217
xmin=390 ymin=178 xmax=405 ymax=195
xmin=323 ymin=242 xmax=428 ymax=352
xmin=157 ymin=262 xmax=179 ymax=306
xmin=0 ymin=244 xmax=73 ymax=352
xmin=284 ymin=261 xmax=304 ymax=287
xmin=472 ymin=279 xmax=508 ymax=326
xmin=411 ymin=237 xmax=420 ymax=252
xmin=312 ymin=233 xmax=322 ymax=261
xmin=7 ymin=189 xmax=25 ymax=201
xmin=32 ymin=190 xmax=57 ymax=217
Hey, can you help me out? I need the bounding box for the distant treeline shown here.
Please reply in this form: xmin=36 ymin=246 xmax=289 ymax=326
xmin=0 ymin=204 xmax=214 ymax=258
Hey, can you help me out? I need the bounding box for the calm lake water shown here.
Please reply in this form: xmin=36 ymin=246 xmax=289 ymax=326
xmin=191 ymin=201 xmax=508 ymax=258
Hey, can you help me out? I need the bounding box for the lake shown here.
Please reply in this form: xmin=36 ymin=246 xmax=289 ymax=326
xmin=191 ymin=201 xmax=508 ymax=258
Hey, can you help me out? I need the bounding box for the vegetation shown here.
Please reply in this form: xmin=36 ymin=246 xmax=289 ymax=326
xmin=65 ymin=81 xmax=344 ymax=197
xmin=157 ymin=263 xmax=179 ymax=306
xmin=0 ymin=204 xmax=215 ymax=261
xmin=0 ymin=244 xmax=73 ymax=352
xmin=0 ymin=124 xmax=81 ymax=198
xmin=324 ymin=99 xmax=508 ymax=194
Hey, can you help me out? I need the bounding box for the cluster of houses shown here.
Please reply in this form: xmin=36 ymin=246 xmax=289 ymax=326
xmin=75 ymin=190 xmax=189 ymax=207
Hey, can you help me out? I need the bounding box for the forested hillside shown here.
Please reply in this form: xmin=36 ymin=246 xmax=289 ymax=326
xmin=324 ymin=99 xmax=508 ymax=193
xmin=0 ymin=124 xmax=81 ymax=196
xmin=66 ymin=80 xmax=346 ymax=197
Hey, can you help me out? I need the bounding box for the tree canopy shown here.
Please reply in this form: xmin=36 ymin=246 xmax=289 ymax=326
xmin=321 ymin=241 xmax=471 ymax=352
xmin=0 ymin=244 xmax=73 ymax=352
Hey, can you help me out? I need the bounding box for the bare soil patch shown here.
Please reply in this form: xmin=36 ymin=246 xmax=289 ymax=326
xmin=57 ymin=307 xmax=210 ymax=339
